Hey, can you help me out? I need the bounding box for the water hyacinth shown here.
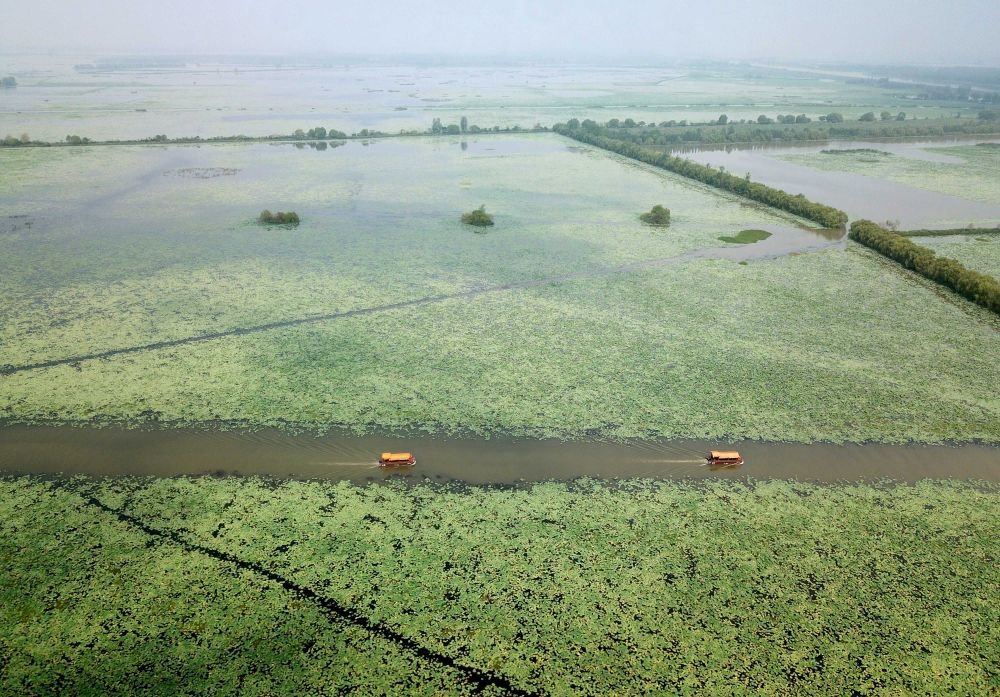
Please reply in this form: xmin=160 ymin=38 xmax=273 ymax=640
xmin=1 ymin=474 xmax=997 ymax=694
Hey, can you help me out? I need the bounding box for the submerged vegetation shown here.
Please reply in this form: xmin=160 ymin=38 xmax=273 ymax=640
xmin=849 ymin=220 xmax=1000 ymax=314
xmin=639 ymin=204 xmax=671 ymax=226
xmin=258 ymin=209 xmax=300 ymax=225
xmin=554 ymin=124 xmax=849 ymax=228
xmin=1 ymin=474 xmax=997 ymax=695
xmin=460 ymin=205 xmax=494 ymax=227
xmin=719 ymin=229 xmax=771 ymax=244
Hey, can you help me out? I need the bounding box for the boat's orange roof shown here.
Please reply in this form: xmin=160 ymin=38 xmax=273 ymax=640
xmin=381 ymin=452 xmax=413 ymax=460
xmin=709 ymin=451 xmax=741 ymax=459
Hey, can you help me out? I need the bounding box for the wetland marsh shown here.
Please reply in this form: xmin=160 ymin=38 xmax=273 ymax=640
xmin=2 ymin=53 xmax=999 ymax=696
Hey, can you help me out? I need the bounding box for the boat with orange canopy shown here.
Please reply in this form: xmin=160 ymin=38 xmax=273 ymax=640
xmin=706 ymin=450 xmax=744 ymax=466
xmin=379 ymin=452 xmax=416 ymax=467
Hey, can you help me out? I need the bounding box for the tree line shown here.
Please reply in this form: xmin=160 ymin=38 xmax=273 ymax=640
xmin=554 ymin=125 xmax=848 ymax=228
xmin=554 ymin=117 xmax=1000 ymax=148
xmin=849 ymin=220 xmax=1000 ymax=315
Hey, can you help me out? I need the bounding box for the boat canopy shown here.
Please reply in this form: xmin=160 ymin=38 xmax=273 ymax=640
xmin=709 ymin=451 xmax=742 ymax=460
xmin=381 ymin=452 xmax=414 ymax=462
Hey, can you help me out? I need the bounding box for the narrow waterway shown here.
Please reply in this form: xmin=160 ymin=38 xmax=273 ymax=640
xmin=1 ymin=426 xmax=996 ymax=484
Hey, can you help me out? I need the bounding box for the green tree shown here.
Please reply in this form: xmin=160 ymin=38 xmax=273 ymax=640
xmin=826 ymin=113 xmax=844 ymax=123
xmin=859 ymin=112 xmax=876 ymax=122
xmin=757 ymin=115 xmax=774 ymax=124
xmin=461 ymin=205 xmax=494 ymax=227
xmin=0 ymin=76 xmax=16 ymax=88
xmin=639 ymin=204 xmax=671 ymax=226
xmin=896 ymin=112 xmax=907 ymax=121
xmin=795 ymin=114 xmax=811 ymax=123
xmin=880 ymin=111 xmax=892 ymax=121
xmin=717 ymin=114 xmax=728 ymax=125
xmin=460 ymin=116 xmax=468 ymax=133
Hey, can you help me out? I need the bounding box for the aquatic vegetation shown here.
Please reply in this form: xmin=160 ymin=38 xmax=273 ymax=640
xmin=781 ymin=144 xmax=1000 ymax=206
xmin=555 ymin=124 xmax=849 ymax=227
xmin=915 ymin=234 xmax=1000 ymax=280
xmin=2 ymin=246 xmax=998 ymax=443
xmin=849 ymin=220 xmax=1000 ymax=314
xmin=1 ymin=474 xmax=997 ymax=694
xmin=820 ymin=148 xmax=889 ymax=156
xmin=638 ymin=204 xmax=671 ymax=226
xmin=900 ymin=227 xmax=1000 ymax=237
xmin=718 ymin=229 xmax=771 ymax=244
xmin=0 ymin=136 xmax=813 ymax=368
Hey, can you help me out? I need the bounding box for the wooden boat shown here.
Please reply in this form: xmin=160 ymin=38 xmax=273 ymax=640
xmin=706 ymin=450 xmax=744 ymax=466
xmin=379 ymin=452 xmax=416 ymax=467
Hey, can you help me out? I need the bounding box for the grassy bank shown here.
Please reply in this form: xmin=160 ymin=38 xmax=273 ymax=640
xmin=1 ymin=474 xmax=997 ymax=695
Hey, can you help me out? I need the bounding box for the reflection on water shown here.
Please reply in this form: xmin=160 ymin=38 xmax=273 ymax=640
xmin=1 ymin=426 xmax=996 ymax=484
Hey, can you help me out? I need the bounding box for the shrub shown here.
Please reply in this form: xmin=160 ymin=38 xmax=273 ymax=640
xmin=639 ymin=205 xmax=671 ymax=226
xmin=258 ymin=210 xmax=300 ymax=225
xmin=461 ymin=205 xmax=494 ymax=227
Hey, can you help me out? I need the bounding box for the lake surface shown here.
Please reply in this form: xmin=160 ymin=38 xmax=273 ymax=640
xmin=672 ymin=139 xmax=1000 ymax=228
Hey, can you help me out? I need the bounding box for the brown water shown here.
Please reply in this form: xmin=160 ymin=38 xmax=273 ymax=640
xmin=1 ymin=426 xmax=996 ymax=484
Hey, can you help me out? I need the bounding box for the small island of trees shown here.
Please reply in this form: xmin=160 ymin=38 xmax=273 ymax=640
xmin=461 ymin=205 xmax=494 ymax=227
xmin=639 ymin=205 xmax=671 ymax=226
xmin=258 ymin=210 xmax=300 ymax=225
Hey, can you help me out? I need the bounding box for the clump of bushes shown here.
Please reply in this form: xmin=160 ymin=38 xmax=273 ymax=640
xmin=258 ymin=210 xmax=300 ymax=225
xmin=461 ymin=205 xmax=494 ymax=227
xmin=639 ymin=205 xmax=671 ymax=226
xmin=849 ymin=219 xmax=1000 ymax=314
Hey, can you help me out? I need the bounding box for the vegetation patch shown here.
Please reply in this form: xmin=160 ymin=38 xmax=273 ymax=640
xmin=900 ymin=226 xmax=1000 ymax=237
xmin=3 ymin=247 xmax=998 ymax=443
xmin=1 ymin=474 xmax=997 ymax=695
xmin=460 ymin=205 xmax=494 ymax=227
xmin=718 ymin=229 xmax=771 ymax=244
xmin=258 ymin=209 xmax=300 ymax=225
xmin=639 ymin=204 xmax=671 ymax=226
xmin=820 ymin=148 xmax=889 ymax=156
xmin=169 ymin=167 xmax=239 ymax=179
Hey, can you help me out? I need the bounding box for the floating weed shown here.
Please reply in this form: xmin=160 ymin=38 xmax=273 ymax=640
xmin=1 ymin=474 xmax=996 ymax=694
xmin=2 ymin=246 xmax=997 ymax=443
xmin=914 ymin=234 xmax=1000 ymax=280
xmin=781 ymin=144 xmax=1000 ymax=206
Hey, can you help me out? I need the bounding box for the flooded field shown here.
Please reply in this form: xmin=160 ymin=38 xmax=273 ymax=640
xmin=0 ymin=55 xmax=973 ymax=142
xmin=674 ymin=139 xmax=1000 ymax=228
xmin=2 ymin=135 xmax=998 ymax=447
xmin=2 ymin=50 xmax=998 ymax=697
xmin=916 ymin=233 xmax=1000 ymax=278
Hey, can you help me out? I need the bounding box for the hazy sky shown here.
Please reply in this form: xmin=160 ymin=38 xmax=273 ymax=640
xmin=3 ymin=0 xmax=999 ymax=64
